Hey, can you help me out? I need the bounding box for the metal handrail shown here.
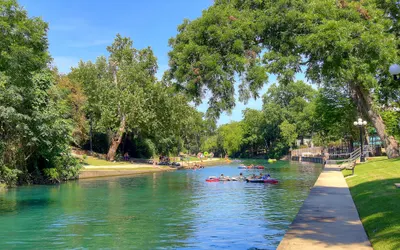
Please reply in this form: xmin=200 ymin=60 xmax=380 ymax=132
xmin=326 ymin=145 xmax=373 ymax=165
xmin=326 ymin=147 xmax=361 ymax=165
xmin=328 ymin=147 xmax=360 ymax=158
xmin=326 ymin=153 xmax=360 ymax=165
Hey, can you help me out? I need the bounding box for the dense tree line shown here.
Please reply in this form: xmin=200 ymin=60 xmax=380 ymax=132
xmin=0 ymin=1 xmax=81 ymax=186
xmin=0 ymin=0 xmax=212 ymax=187
xmin=167 ymin=0 xmax=400 ymax=158
xmin=2 ymin=0 xmax=400 ymax=187
xmin=201 ymin=81 xmax=399 ymax=159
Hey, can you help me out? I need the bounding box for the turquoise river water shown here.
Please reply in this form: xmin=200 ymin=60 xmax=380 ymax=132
xmin=0 ymin=160 xmax=322 ymax=249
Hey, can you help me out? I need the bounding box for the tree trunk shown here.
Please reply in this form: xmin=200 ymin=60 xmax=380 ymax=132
xmin=353 ymin=84 xmax=399 ymax=158
xmin=349 ymin=138 xmax=354 ymax=153
xmin=107 ymin=116 xmax=126 ymax=161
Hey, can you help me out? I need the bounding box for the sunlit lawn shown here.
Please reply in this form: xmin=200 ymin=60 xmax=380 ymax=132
xmin=343 ymin=156 xmax=400 ymax=250
xmin=83 ymin=156 xmax=131 ymax=166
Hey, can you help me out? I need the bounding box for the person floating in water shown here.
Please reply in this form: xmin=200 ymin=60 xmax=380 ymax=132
xmin=262 ymin=174 xmax=271 ymax=180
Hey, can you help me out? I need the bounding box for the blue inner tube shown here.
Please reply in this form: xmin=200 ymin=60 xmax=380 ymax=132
xmin=246 ymin=179 xmax=278 ymax=184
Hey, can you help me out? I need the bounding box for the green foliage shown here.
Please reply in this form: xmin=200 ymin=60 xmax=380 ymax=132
xmin=167 ymin=3 xmax=268 ymax=120
xmin=262 ymin=81 xmax=317 ymax=157
xmin=344 ymin=157 xmax=400 ymax=250
xmin=47 ymin=154 xmax=81 ymax=183
xmin=43 ymin=168 xmax=59 ymax=183
xmin=70 ymin=35 xmax=210 ymax=159
xmin=241 ymin=108 xmax=266 ymax=156
xmin=0 ymin=0 xmax=82 ymax=186
xmin=54 ymin=73 xmax=88 ymax=147
xmin=313 ymin=86 xmax=358 ymax=146
xmin=0 ymin=166 xmax=22 ymax=187
xmin=168 ymin=0 xmax=400 ymax=157
xmin=202 ymin=135 xmax=219 ymax=153
xmin=219 ymin=122 xmax=244 ymax=156
xmin=279 ymin=120 xmax=297 ymax=146
xmin=381 ymin=110 xmax=400 ymax=141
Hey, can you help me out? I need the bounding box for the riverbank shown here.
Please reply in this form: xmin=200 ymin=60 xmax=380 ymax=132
xmin=343 ymin=157 xmax=400 ymax=250
xmin=277 ymin=164 xmax=371 ymax=250
xmin=79 ymin=158 xmax=229 ymax=179
xmin=79 ymin=166 xmax=175 ymax=179
xmin=179 ymin=158 xmax=228 ymax=168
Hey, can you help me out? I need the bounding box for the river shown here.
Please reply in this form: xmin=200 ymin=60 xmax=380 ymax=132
xmin=0 ymin=160 xmax=322 ymax=249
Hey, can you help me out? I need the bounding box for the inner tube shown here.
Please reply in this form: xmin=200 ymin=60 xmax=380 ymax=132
xmin=246 ymin=179 xmax=279 ymax=184
xmin=206 ymin=178 xmax=219 ymax=182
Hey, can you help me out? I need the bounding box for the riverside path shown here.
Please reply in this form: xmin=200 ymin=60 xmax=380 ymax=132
xmin=277 ymin=164 xmax=372 ymax=250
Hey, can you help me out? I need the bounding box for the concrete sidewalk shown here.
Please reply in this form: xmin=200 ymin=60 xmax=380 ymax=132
xmin=277 ymin=164 xmax=372 ymax=250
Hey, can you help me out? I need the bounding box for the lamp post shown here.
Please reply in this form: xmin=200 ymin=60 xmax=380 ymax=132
xmin=389 ymin=64 xmax=400 ymax=80
xmin=353 ymin=118 xmax=367 ymax=162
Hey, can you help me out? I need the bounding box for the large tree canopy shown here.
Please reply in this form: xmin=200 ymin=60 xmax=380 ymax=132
xmin=70 ymin=35 xmax=159 ymax=161
xmin=70 ymin=35 xmax=211 ymax=161
xmin=168 ymin=0 xmax=400 ymax=158
xmin=0 ymin=0 xmax=81 ymax=185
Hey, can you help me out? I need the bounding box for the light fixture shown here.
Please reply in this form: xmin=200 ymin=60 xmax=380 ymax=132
xmin=389 ymin=64 xmax=400 ymax=80
xmin=354 ymin=118 xmax=367 ymax=162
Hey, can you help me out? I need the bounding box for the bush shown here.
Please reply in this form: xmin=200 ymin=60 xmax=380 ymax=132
xmin=44 ymin=154 xmax=82 ymax=183
xmin=0 ymin=166 xmax=22 ymax=187
xmin=82 ymin=154 xmax=88 ymax=160
xmin=44 ymin=168 xmax=60 ymax=183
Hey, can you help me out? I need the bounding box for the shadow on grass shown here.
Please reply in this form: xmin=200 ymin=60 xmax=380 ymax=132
xmin=343 ymin=171 xmax=355 ymax=178
xmin=348 ymin=177 xmax=400 ymax=250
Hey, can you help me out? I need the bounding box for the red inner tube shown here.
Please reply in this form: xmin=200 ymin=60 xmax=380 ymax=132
xmin=206 ymin=178 xmax=220 ymax=182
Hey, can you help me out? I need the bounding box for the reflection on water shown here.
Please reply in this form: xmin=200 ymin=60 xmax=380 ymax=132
xmin=0 ymin=160 xmax=322 ymax=249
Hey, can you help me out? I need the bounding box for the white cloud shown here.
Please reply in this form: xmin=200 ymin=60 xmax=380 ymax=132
xmin=52 ymin=56 xmax=80 ymax=74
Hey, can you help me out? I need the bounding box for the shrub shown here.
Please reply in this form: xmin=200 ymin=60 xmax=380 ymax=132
xmin=0 ymin=166 xmax=22 ymax=187
xmin=44 ymin=154 xmax=82 ymax=183
xmin=44 ymin=168 xmax=60 ymax=183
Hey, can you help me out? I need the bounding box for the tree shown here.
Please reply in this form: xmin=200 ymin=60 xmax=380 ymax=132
xmin=0 ymin=0 xmax=80 ymax=185
xmin=241 ymin=108 xmax=265 ymax=156
xmin=313 ymin=86 xmax=358 ymax=146
xmin=54 ymin=72 xmax=88 ymax=147
xmin=218 ymin=122 xmax=244 ymax=156
xmin=279 ymin=120 xmax=298 ymax=147
xmin=264 ymin=81 xmax=317 ymax=145
xmin=71 ymin=35 xmax=158 ymax=161
xmin=168 ymin=0 xmax=400 ymax=158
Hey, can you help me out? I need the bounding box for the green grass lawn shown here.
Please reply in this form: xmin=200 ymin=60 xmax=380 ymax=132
xmin=83 ymin=156 xmax=131 ymax=166
xmin=343 ymin=156 xmax=400 ymax=250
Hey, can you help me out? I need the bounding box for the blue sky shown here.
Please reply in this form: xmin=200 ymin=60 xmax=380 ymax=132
xmin=19 ymin=0 xmax=290 ymax=125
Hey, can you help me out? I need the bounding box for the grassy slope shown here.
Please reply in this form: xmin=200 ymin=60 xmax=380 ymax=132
xmin=343 ymin=157 xmax=400 ymax=250
xmin=83 ymin=156 xmax=131 ymax=166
